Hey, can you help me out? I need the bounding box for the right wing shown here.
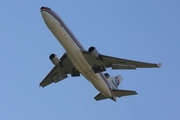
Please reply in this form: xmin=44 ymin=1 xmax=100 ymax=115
xmin=40 ymin=53 xmax=77 ymax=87
xmin=40 ymin=65 xmax=68 ymax=87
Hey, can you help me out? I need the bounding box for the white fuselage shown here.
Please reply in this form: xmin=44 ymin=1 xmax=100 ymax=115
xmin=41 ymin=7 xmax=115 ymax=100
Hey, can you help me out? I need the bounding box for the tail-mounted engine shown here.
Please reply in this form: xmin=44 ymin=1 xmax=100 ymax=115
xmin=104 ymin=73 xmax=110 ymax=79
xmin=49 ymin=54 xmax=60 ymax=66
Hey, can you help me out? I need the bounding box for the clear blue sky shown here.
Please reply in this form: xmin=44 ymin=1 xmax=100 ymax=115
xmin=1 ymin=0 xmax=179 ymax=120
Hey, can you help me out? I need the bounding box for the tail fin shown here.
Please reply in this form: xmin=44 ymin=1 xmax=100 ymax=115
xmin=111 ymin=75 xmax=123 ymax=87
xmin=94 ymin=89 xmax=137 ymax=101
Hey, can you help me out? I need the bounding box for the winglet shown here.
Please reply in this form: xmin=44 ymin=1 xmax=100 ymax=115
xmin=158 ymin=62 xmax=162 ymax=68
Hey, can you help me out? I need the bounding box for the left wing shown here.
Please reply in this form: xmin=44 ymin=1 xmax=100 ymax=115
xmin=82 ymin=50 xmax=161 ymax=72
xmin=100 ymin=54 xmax=162 ymax=69
xmin=40 ymin=53 xmax=78 ymax=87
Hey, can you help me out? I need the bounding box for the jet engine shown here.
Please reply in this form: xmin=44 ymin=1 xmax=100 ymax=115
xmin=88 ymin=46 xmax=105 ymax=73
xmin=49 ymin=53 xmax=60 ymax=66
xmin=88 ymin=46 xmax=103 ymax=60
xmin=104 ymin=73 xmax=110 ymax=79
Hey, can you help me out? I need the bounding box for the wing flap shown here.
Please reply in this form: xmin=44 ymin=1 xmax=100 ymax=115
xmin=111 ymin=64 xmax=136 ymax=69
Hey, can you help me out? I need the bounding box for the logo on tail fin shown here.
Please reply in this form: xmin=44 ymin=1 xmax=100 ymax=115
xmin=115 ymin=77 xmax=120 ymax=86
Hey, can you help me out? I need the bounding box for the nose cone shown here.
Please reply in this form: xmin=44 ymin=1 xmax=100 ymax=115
xmin=40 ymin=7 xmax=51 ymax=20
xmin=40 ymin=7 xmax=51 ymax=26
xmin=40 ymin=6 xmax=51 ymax=11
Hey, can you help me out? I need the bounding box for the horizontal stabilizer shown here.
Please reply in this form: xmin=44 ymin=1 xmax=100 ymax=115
xmin=158 ymin=62 xmax=162 ymax=68
xmin=112 ymin=89 xmax=137 ymax=97
xmin=94 ymin=93 xmax=108 ymax=101
xmin=94 ymin=89 xmax=137 ymax=101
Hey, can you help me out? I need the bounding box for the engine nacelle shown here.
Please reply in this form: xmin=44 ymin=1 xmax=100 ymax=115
xmin=49 ymin=54 xmax=60 ymax=66
xmin=104 ymin=73 xmax=110 ymax=79
xmin=88 ymin=46 xmax=103 ymax=60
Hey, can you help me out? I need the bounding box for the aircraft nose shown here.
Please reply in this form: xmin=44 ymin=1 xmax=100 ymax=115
xmin=40 ymin=6 xmax=51 ymax=11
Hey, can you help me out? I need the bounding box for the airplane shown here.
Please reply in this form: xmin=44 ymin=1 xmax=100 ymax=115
xmin=40 ymin=6 xmax=162 ymax=102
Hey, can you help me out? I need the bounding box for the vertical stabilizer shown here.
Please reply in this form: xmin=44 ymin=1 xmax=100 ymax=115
xmin=111 ymin=75 xmax=123 ymax=87
xmin=104 ymin=73 xmax=123 ymax=89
